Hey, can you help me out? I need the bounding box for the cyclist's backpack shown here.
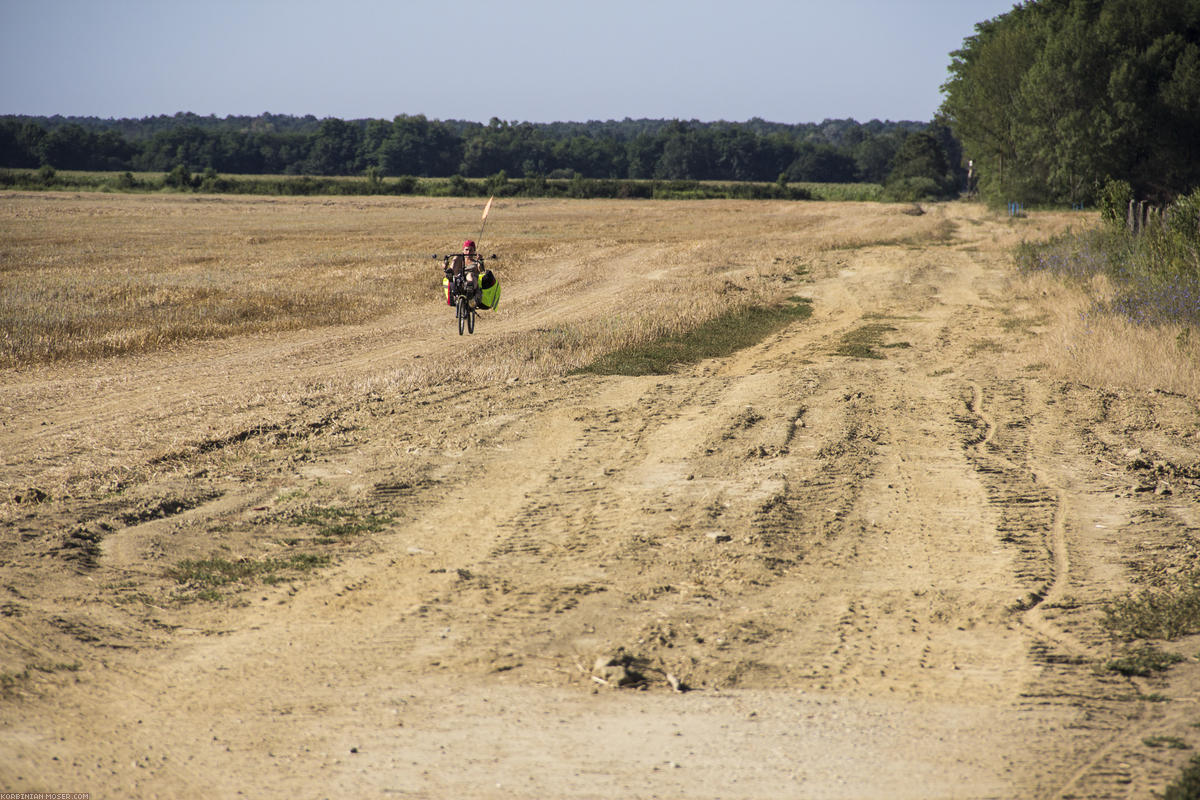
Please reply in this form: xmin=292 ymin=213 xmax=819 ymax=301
xmin=478 ymin=270 xmax=501 ymax=310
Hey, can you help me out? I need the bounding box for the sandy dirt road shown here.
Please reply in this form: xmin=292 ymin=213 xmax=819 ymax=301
xmin=1 ymin=197 xmax=1198 ymax=798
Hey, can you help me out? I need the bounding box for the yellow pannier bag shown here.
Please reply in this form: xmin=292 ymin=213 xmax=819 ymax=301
xmin=479 ymin=270 xmax=501 ymax=310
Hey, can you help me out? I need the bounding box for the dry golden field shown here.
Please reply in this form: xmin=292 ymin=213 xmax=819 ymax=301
xmin=1 ymin=192 xmax=1198 ymax=799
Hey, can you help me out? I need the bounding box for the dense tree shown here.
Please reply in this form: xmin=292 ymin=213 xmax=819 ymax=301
xmin=0 ymin=112 xmax=945 ymax=186
xmin=941 ymin=0 xmax=1200 ymax=204
xmin=884 ymin=131 xmax=958 ymax=199
xmin=624 ymin=133 xmax=660 ymax=179
xmin=41 ymin=124 xmax=95 ymax=169
xmin=785 ymin=142 xmax=857 ymax=183
xmin=378 ymin=115 xmax=461 ymax=176
xmin=304 ymin=118 xmax=363 ymax=175
xmin=852 ymin=132 xmax=903 ymax=183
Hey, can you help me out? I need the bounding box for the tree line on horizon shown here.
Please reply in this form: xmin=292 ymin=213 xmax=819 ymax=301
xmin=941 ymin=0 xmax=1200 ymax=206
xmin=0 ymin=113 xmax=964 ymax=198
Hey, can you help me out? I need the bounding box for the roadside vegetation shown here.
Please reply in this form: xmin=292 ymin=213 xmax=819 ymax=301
xmin=1014 ymin=183 xmax=1200 ymax=396
xmin=0 ymin=165 xmax=895 ymax=202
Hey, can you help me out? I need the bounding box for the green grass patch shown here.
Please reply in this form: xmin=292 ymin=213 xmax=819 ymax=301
xmin=1103 ymin=570 xmax=1200 ymax=640
xmin=834 ymin=323 xmax=900 ymax=359
xmin=290 ymin=505 xmax=393 ymax=537
xmin=1105 ymin=645 xmax=1185 ymax=677
xmin=169 ymin=553 xmax=331 ymax=589
xmin=577 ymin=297 xmax=813 ymax=376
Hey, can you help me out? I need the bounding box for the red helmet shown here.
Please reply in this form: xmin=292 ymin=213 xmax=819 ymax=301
xmin=462 ymin=239 xmax=475 ymax=250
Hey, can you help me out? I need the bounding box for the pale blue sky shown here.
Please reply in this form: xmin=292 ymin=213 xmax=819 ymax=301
xmin=1 ymin=0 xmax=1018 ymax=123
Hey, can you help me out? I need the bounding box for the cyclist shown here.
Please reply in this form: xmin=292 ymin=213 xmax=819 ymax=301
xmin=445 ymin=239 xmax=485 ymax=308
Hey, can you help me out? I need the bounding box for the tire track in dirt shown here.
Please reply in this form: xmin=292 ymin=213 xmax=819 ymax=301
xmin=963 ymin=381 xmax=1072 ymax=630
xmin=956 ymin=376 xmax=1196 ymax=799
xmin=1018 ymin=382 xmax=1200 ymax=800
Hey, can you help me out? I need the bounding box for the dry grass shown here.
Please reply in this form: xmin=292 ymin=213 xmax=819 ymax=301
xmin=1 ymin=193 xmax=958 ymax=377
xmin=0 ymin=193 xmax=444 ymax=366
xmin=1016 ymin=271 xmax=1200 ymax=397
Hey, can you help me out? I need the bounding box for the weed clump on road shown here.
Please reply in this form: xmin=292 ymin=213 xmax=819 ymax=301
xmin=1103 ymin=644 xmax=1185 ymax=677
xmin=169 ymin=554 xmax=331 ymax=601
xmin=1101 ymin=569 xmax=1200 ymax=641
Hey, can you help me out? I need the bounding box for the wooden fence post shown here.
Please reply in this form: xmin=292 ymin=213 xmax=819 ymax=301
xmin=1128 ymin=199 xmax=1136 ymax=233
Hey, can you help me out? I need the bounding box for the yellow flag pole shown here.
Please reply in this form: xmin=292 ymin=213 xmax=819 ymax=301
xmin=477 ymin=195 xmax=494 ymax=249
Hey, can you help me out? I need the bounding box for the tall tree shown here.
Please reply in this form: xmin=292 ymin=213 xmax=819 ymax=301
xmin=305 ymin=118 xmax=362 ymax=175
xmin=942 ymin=0 xmax=1200 ymax=204
xmin=940 ymin=5 xmax=1047 ymax=202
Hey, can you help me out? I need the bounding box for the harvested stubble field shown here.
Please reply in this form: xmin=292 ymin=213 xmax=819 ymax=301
xmin=1 ymin=192 xmax=1199 ymax=799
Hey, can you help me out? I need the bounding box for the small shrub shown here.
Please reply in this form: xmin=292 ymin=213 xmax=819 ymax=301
xmin=1165 ymin=187 xmax=1200 ymax=247
xmin=1097 ymin=178 xmax=1133 ymax=229
xmin=392 ymin=175 xmax=418 ymax=194
xmin=486 ymin=169 xmax=509 ymax=195
xmin=884 ymin=176 xmax=944 ymax=203
xmin=0 ymin=667 xmax=30 ymax=695
xmin=1104 ymin=644 xmax=1184 ymax=677
xmin=1016 ymin=220 xmax=1200 ymax=329
xmin=1102 ymin=571 xmax=1200 ymax=640
xmin=164 ymin=164 xmax=194 ymax=190
xmin=1163 ymin=755 xmax=1200 ymax=800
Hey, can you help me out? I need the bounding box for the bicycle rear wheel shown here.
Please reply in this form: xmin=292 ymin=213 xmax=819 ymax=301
xmin=467 ymin=305 xmax=476 ymax=334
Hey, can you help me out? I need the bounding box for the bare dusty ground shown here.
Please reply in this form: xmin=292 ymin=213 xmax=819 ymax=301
xmin=1 ymin=196 xmax=1198 ymax=799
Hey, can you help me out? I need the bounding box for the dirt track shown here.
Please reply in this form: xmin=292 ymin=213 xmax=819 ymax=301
xmin=2 ymin=197 xmax=1198 ymax=798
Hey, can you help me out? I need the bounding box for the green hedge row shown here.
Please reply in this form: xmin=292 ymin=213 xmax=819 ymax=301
xmin=1 ymin=166 xmax=821 ymax=201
